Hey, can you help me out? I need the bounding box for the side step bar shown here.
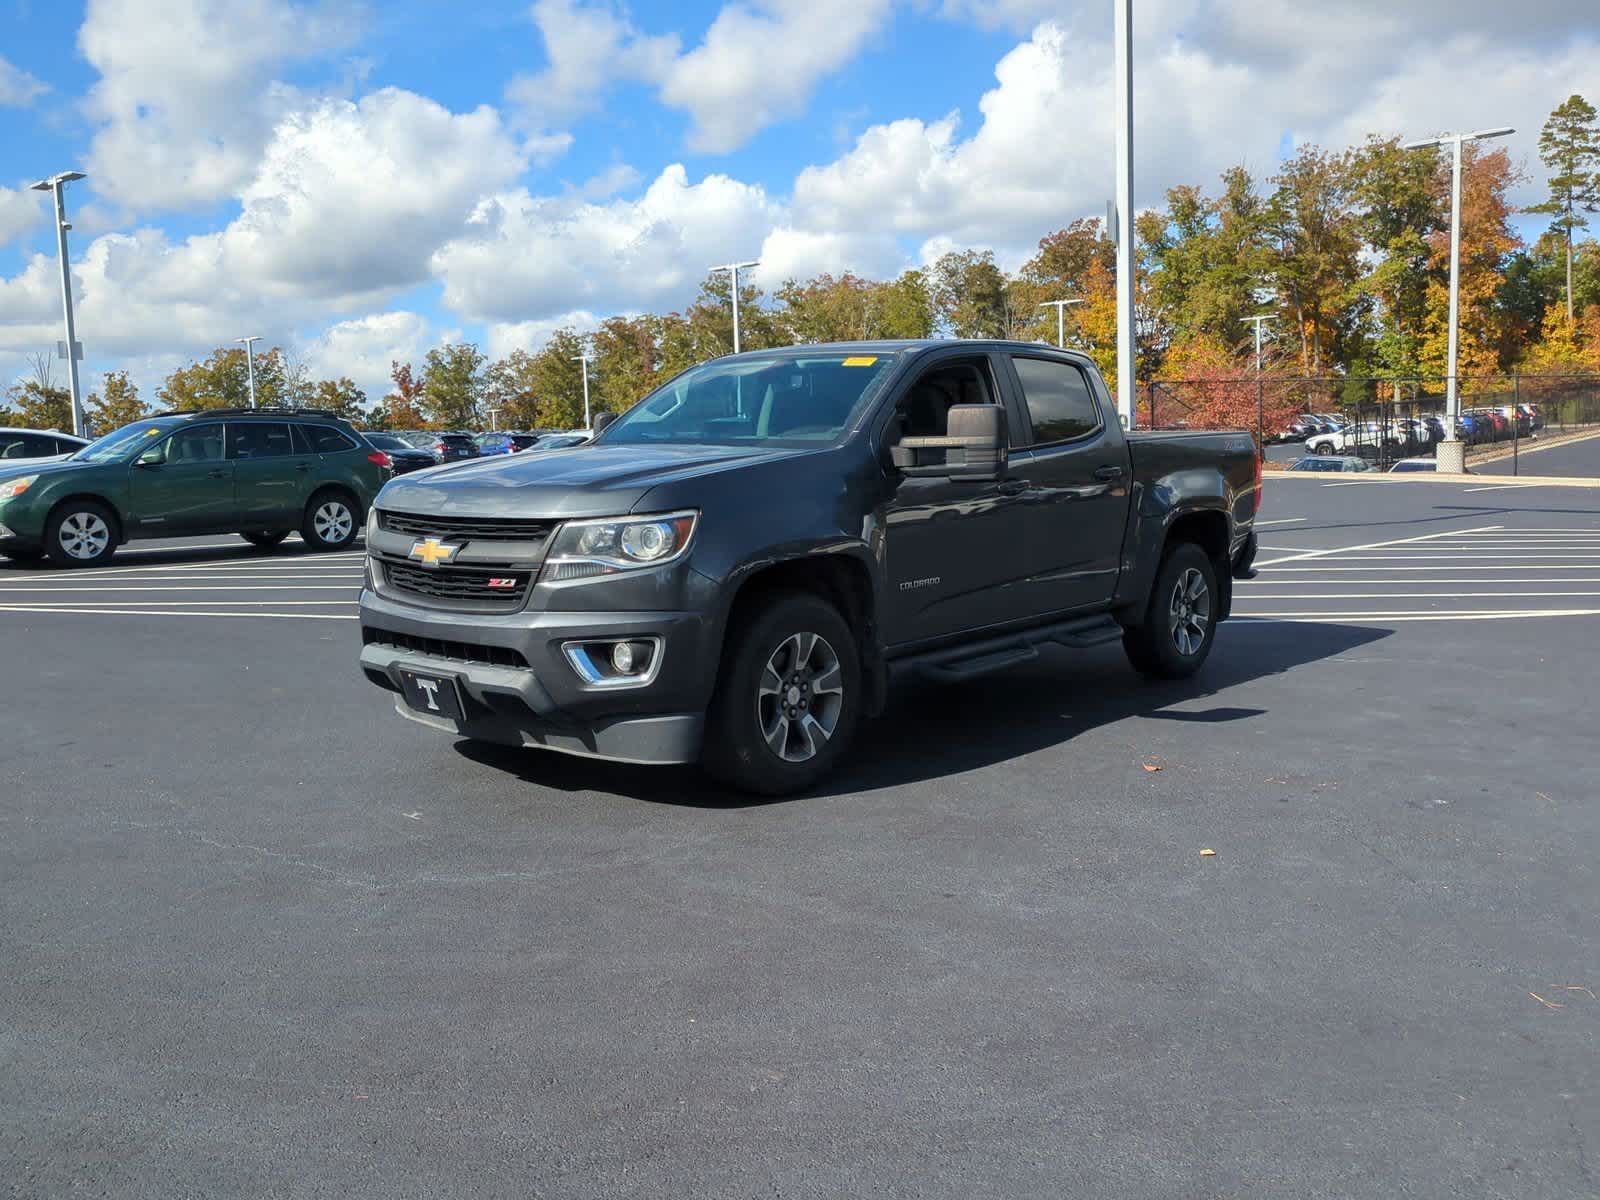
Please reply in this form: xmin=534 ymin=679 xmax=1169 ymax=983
xmin=889 ymin=614 xmax=1125 ymax=684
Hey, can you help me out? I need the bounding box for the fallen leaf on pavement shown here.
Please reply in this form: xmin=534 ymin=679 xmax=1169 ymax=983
xmin=1199 ymin=848 xmax=1217 ymax=857
xmin=1142 ymin=763 xmax=1163 ymax=773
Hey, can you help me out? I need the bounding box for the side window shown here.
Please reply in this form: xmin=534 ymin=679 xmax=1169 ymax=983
xmin=23 ymin=434 xmax=54 ymax=457
xmin=894 ymin=360 xmax=999 ymax=441
xmin=228 ymin=422 xmax=293 ymax=460
xmin=301 ymin=424 xmax=357 ymax=453
xmin=1011 ymin=357 xmax=1102 ymax=445
xmin=158 ymin=424 xmax=224 ymax=465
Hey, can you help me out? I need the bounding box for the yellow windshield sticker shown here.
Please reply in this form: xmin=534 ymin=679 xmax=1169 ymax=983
xmin=841 ymin=356 xmax=878 ymax=367
xmin=144 ymin=427 xmax=162 ymax=436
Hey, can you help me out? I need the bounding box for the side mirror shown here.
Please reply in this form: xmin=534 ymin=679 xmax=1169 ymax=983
xmin=134 ymin=451 xmax=162 ymax=468
xmin=592 ymin=411 xmax=616 ymax=435
xmin=890 ymin=404 xmax=1007 ymax=480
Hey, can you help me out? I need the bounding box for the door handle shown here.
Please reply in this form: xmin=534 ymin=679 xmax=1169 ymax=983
xmin=997 ymin=479 xmax=1028 ymax=496
xmin=296 ymin=462 xmax=312 ymax=472
xmin=1093 ymin=465 xmax=1125 ymax=482
xmin=207 ymin=468 xmax=227 ymax=479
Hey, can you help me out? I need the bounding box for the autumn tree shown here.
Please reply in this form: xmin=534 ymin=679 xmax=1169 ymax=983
xmin=420 ymin=343 xmax=486 ymax=429
xmin=379 ymin=361 xmax=428 ymax=429
xmin=1527 ymin=94 xmax=1600 ymax=322
xmin=1351 ymin=136 xmax=1444 ymax=379
xmin=4 ymin=379 xmax=72 ymax=430
xmin=483 ymin=349 xmax=541 ymax=429
xmin=308 ymin=377 xmax=368 ymax=422
xmin=930 ymin=249 xmax=1010 ymax=338
xmin=590 ymin=316 xmax=659 ymax=413
xmin=85 ymin=370 xmax=150 ymax=434
xmin=159 ymin=346 xmax=287 ymax=410
xmin=1267 ymin=146 xmax=1363 ymax=373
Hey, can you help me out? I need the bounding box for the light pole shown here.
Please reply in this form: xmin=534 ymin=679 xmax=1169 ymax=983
xmin=1244 ymin=314 xmax=1273 ymax=460
xmin=1039 ymin=298 xmax=1087 ymax=348
xmin=571 ymin=353 xmax=594 ymax=428
xmin=709 ymin=259 xmax=760 ymax=354
xmin=1112 ymin=0 xmax=1135 ymax=429
xmin=237 ymin=336 xmax=261 ymax=408
xmin=30 ymin=171 xmax=87 ymax=437
xmin=1402 ymin=126 xmax=1513 ymax=472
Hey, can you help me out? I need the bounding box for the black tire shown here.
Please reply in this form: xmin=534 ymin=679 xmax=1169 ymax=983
xmin=1314 ymin=442 xmax=1333 ymax=455
xmin=43 ymin=499 xmax=118 ymax=567
xmin=301 ymin=491 xmax=359 ymax=551
xmin=1122 ymin=541 xmax=1219 ymax=680
xmin=702 ymin=592 xmax=862 ymax=795
xmin=240 ymin=530 xmax=290 ymax=550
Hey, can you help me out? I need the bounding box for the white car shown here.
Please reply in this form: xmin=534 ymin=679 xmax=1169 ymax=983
xmin=0 ymin=427 xmax=89 ymax=462
xmin=1305 ymin=421 xmax=1401 ymax=455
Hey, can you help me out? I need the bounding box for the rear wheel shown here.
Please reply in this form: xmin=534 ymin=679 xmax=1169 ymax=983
xmin=1314 ymin=442 xmax=1333 ymax=455
xmin=44 ymin=500 xmax=118 ymax=567
xmin=703 ymin=593 xmax=861 ymax=795
xmin=301 ymin=492 xmax=358 ymax=551
xmin=240 ymin=530 xmax=290 ymax=550
xmin=1123 ymin=542 xmax=1218 ymax=680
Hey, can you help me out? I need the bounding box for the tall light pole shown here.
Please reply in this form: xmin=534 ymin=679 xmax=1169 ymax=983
xmin=571 ymin=353 xmax=594 ymax=428
xmin=1112 ymin=0 xmax=1135 ymax=429
xmin=30 ymin=171 xmax=87 ymax=437
xmin=1244 ymin=314 xmax=1273 ymax=460
xmin=1402 ymin=126 xmax=1513 ymax=472
xmin=237 ymin=335 xmax=261 ymax=408
xmin=1039 ymin=298 xmax=1087 ymax=348
xmin=709 ymin=259 xmax=760 ymax=354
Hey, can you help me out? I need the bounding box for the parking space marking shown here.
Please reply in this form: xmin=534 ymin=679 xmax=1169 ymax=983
xmin=1463 ymin=485 xmax=1534 ymax=492
xmin=1255 ymin=517 xmax=1308 ymax=526
xmin=0 ymin=584 xmax=359 ymax=592
xmin=0 ymin=604 xmax=357 ymax=620
xmin=1256 ymin=524 xmax=1502 ymax=567
xmin=1237 ymin=609 xmax=1600 ymax=621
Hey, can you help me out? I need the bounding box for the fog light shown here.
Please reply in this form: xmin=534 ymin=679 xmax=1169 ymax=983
xmin=611 ymin=641 xmax=636 ymax=674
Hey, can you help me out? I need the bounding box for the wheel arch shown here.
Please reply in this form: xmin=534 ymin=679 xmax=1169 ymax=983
xmin=1163 ymin=509 xmax=1232 ymax=620
xmin=45 ymin=492 xmax=125 ymax=546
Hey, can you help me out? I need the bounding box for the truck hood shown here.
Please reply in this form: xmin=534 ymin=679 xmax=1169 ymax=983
xmin=374 ymin=442 xmax=813 ymax=519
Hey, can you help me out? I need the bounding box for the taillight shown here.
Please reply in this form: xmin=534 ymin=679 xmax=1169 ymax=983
xmin=368 ymin=450 xmax=393 ymax=469
xmin=433 ymin=442 xmax=446 ymax=453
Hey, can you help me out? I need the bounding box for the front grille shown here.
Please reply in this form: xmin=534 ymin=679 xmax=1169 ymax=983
xmin=379 ymin=510 xmax=554 ymax=541
xmin=363 ymin=627 xmax=528 ymax=668
xmin=381 ymin=559 xmax=533 ymax=611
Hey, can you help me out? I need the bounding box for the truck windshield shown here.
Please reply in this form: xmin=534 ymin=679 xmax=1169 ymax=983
xmin=598 ymin=350 xmax=902 ymax=446
xmin=70 ymin=421 xmax=181 ymax=463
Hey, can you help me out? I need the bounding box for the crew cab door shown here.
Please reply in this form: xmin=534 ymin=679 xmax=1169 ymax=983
xmin=128 ymin=422 xmax=236 ymax=534
xmin=1000 ymin=354 xmax=1129 ymax=613
xmin=879 ymin=353 xmax=1039 ymax=645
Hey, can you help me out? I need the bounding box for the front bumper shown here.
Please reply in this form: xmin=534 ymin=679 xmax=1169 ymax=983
xmin=358 ymin=587 xmax=716 ymax=765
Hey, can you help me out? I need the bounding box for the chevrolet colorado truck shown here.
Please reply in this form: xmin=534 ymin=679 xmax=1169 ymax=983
xmin=358 ymin=341 xmax=1260 ymax=794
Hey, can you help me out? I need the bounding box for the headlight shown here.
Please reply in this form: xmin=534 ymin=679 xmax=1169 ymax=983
xmin=544 ymin=510 xmax=697 ymax=581
xmin=0 ymin=475 xmax=37 ymax=502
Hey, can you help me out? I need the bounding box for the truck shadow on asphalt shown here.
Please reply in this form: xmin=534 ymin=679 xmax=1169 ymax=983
xmin=454 ymin=620 xmax=1391 ymax=808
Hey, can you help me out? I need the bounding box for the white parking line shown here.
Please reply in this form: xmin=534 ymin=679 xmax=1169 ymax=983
xmin=0 ymin=584 xmax=359 ymax=593
xmin=1463 ymin=485 xmax=1534 ymax=492
xmin=1256 ymin=524 xmax=1502 ymax=567
xmin=1233 ymin=609 xmax=1600 ymax=622
xmin=1240 ymin=591 xmax=1600 ymax=599
xmin=0 ymin=604 xmax=357 ymax=620
xmin=1266 ymin=564 xmax=1600 ymax=571
xmin=1255 ymin=517 xmax=1308 ymax=526
xmin=0 ymin=599 xmax=353 ymax=607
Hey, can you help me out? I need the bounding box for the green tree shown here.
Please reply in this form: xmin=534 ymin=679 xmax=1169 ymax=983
xmin=527 ymin=330 xmax=589 ymax=428
xmin=419 ymin=343 xmax=486 ymax=429
xmin=930 ymin=249 xmax=1010 ymax=338
xmin=84 ymin=370 xmax=150 ymax=435
xmin=1351 ymin=136 xmax=1444 ymax=379
xmin=591 ymin=316 xmax=660 ymax=413
xmin=4 ymin=379 xmax=72 ymax=430
xmin=483 ymin=349 xmax=542 ymax=429
xmin=1527 ymin=94 xmax=1600 ymax=322
xmin=308 ymin=377 xmax=368 ymax=423
xmin=158 ymin=346 xmax=287 ymax=410
xmin=867 ymin=269 xmax=937 ymax=339
xmin=1267 ymin=146 xmax=1363 ymax=374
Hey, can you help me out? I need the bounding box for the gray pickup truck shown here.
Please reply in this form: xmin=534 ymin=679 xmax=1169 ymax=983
xmin=358 ymin=340 xmax=1260 ymax=794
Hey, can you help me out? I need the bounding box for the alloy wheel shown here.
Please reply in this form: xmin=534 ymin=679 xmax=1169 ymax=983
xmin=1168 ymin=567 xmax=1210 ymax=657
xmin=59 ymin=511 xmax=110 ymax=561
xmin=313 ymin=500 xmax=353 ymax=544
xmin=756 ymin=631 xmax=845 ymax=763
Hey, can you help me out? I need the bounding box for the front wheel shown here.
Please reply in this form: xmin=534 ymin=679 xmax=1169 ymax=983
xmin=43 ymin=500 xmax=118 ymax=567
xmin=302 ymin=493 xmax=359 ymax=551
xmin=702 ymin=593 xmax=861 ymax=795
xmin=1123 ymin=542 xmax=1218 ymax=680
xmin=1313 ymin=442 xmax=1333 ymax=455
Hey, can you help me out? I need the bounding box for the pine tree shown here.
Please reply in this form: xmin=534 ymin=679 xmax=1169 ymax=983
xmin=1527 ymin=94 xmax=1600 ymax=322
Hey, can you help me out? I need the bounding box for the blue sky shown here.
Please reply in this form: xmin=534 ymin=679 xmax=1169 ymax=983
xmin=1 ymin=0 xmax=1595 ymax=403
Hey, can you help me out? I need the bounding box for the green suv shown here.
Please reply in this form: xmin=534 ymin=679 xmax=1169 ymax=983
xmin=0 ymin=408 xmax=389 ymax=566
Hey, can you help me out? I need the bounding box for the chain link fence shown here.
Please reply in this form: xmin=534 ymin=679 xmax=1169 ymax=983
xmin=1141 ymin=374 xmax=1600 ymax=472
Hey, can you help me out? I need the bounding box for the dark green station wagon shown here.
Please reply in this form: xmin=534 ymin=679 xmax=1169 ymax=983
xmin=0 ymin=408 xmax=391 ymax=567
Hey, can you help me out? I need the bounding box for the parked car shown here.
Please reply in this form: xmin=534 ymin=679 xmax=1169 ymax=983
xmin=1287 ymin=455 xmax=1374 ymax=472
xmin=0 ymin=428 xmax=89 ymax=462
xmin=430 ymin=433 xmax=480 ymax=462
xmin=531 ymin=433 xmax=592 ymax=450
xmin=475 ymin=432 xmax=544 ymax=456
xmin=364 ymin=433 xmax=441 ymax=475
xmin=358 ymin=339 xmax=1261 ymax=794
xmin=0 ymin=408 xmax=387 ymax=566
xmin=1388 ymin=457 xmax=1437 ymax=473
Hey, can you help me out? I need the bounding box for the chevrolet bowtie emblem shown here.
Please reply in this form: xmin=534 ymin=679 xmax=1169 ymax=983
xmin=408 ymin=537 xmax=457 ymax=566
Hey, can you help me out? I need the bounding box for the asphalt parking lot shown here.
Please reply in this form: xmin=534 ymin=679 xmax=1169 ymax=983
xmin=5 ymin=478 xmax=1600 ymax=1197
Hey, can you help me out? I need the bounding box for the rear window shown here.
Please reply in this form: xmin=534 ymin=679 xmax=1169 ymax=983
xmin=300 ymin=424 xmax=358 ymax=453
xmin=1010 ymin=357 xmax=1102 ymax=445
xmin=229 ymin=422 xmax=294 ymax=459
xmin=440 ymin=434 xmax=473 ymax=446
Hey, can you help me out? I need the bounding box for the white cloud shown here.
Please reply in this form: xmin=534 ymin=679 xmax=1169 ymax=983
xmin=77 ymin=0 xmax=364 ymax=211
xmin=0 ymin=54 xmax=48 ymax=107
xmin=432 ymin=163 xmax=785 ymax=322
xmin=487 ymin=311 xmax=602 ymax=358
xmin=301 ymin=310 xmax=434 ymax=400
xmin=659 ymin=0 xmax=894 ymax=153
xmin=506 ymin=0 xmax=680 ymax=126
xmin=0 ymin=187 xmax=44 ymax=248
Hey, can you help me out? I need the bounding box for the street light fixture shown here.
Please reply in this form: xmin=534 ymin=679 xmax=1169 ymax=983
xmin=571 ymin=353 xmax=594 ymax=428
xmin=708 ymin=259 xmax=760 ymax=355
xmin=30 ymin=171 xmax=88 ymax=438
xmin=236 ymin=336 xmax=262 ymax=408
xmin=1401 ymin=126 xmax=1514 ymax=471
xmin=1243 ymin=314 xmax=1274 ymax=460
xmin=1039 ymin=298 xmax=1087 ymax=349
